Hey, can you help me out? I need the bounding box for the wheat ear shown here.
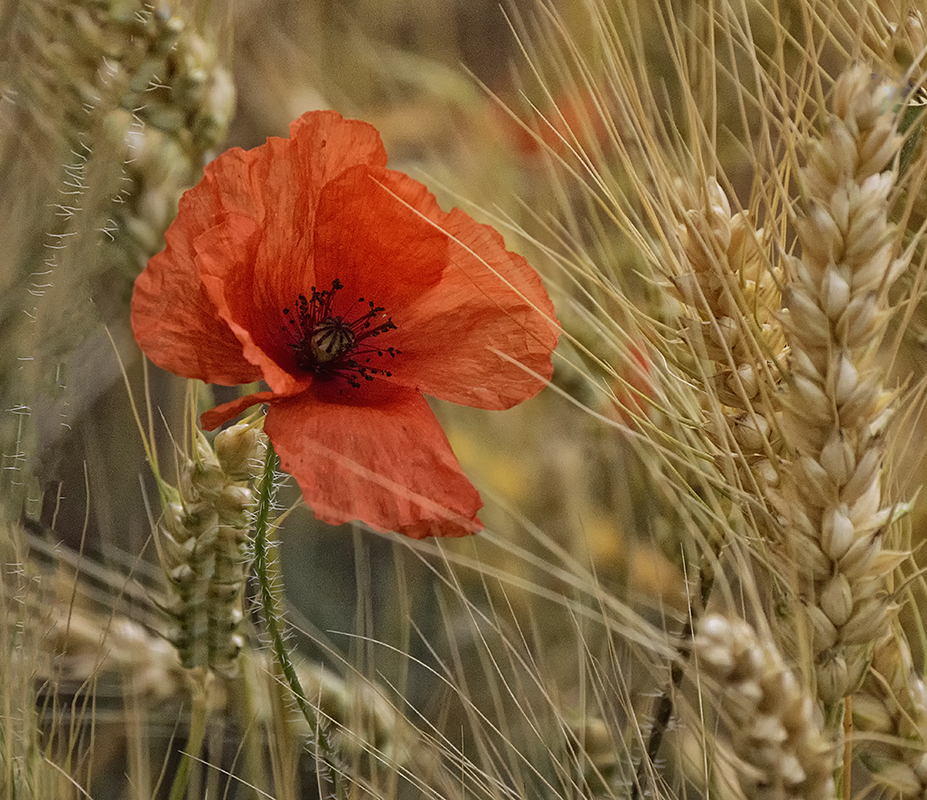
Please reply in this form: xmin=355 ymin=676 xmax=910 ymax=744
xmin=16 ymin=1 xmax=235 ymax=271
xmin=157 ymin=422 xmax=264 ymax=678
xmin=672 ymin=177 xmax=786 ymax=492
xmin=694 ymin=614 xmax=835 ymax=800
xmin=852 ymin=626 xmax=927 ymax=796
xmin=767 ymin=64 xmax=911 ymax=714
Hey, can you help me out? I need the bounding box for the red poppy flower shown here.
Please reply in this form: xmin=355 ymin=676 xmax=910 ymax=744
xmin=132 ymin=110 xmax=559 ymax=539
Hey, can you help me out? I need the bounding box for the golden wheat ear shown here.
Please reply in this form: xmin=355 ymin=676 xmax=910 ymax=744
xmin=695 ymin=613 xmax=836 ymax=800
xmin=764 ymin=65 xmax=911 ymax=720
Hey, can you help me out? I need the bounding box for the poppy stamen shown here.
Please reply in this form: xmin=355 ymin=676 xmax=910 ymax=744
xmin=282 ymin=279 xmax=400 ymax=389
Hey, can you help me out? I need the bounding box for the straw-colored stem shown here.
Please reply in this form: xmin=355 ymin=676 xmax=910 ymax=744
xmin=167 ymin=668 xmax=209 ymax=800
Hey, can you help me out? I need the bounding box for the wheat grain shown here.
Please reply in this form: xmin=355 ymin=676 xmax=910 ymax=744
xmin=852 ymin=628 xmax=927 ymax=797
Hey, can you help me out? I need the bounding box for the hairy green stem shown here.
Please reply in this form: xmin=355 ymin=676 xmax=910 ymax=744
xmin=252 ymin=439 xmax=344 ymax=795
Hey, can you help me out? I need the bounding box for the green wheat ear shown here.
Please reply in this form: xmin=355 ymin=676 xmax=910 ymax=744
xmin=155 ymin=423 xmax=263 ymax=678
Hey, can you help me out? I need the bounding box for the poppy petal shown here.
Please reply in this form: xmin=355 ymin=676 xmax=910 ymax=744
xmin=131 ymin=205 xmax=261 ymax=385
xmin=201 ymin=390 xmax=279 ymax=431
xmin=202 ymin=111 xmax=389 ymax=319
xmin=314 ymin=166 xmax=559 ymax=409
xmin=393 ymin=204 xmax=560 ymax=409
xmin=313 ymin=164 xmax=448 ymax=311
xmin=264 ymin=383 xmax=483 ymax=538
xmin=194 ymin=216 xmax=310 ymax=396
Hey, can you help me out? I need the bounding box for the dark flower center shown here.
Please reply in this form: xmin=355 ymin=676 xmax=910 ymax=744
xmin=282 ymin=279 xmax=400 ymax=389
xmin=309 ymin=317 xmax=356 ymax=364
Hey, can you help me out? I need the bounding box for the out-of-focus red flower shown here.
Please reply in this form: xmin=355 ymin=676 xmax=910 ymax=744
xmin=606 ymin=342 xmax=656 ymax=426
xmin=486 ymin=86 xmax=613 ymax=160
xmin=132 ymin=110 xmax=559 ymax=539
